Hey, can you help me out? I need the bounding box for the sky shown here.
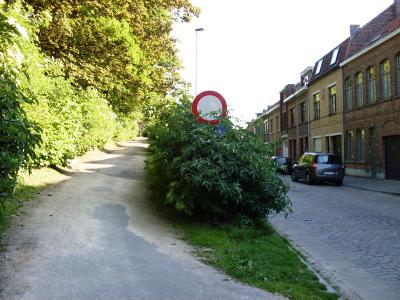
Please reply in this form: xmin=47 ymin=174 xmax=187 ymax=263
xmin=172 ymin=0 xmax=394 ymax=125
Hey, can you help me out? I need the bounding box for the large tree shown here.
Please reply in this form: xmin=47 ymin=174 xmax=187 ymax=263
xmin=16 ymin=0 xmax=199 ymax=114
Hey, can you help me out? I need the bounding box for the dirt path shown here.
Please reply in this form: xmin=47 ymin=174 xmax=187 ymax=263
xmin=0 ymin=138 xmax=285 ymax=300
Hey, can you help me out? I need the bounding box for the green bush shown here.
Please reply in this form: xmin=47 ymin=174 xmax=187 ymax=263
xmin=114 ymin=114 xmax=139 ymax=142
xmin=145 ymin=98 xmax=290 ymax=222
xmin=0 ymin=8 xmax=40 ymax=200
xmin=77 ymin=87 xmax=117 ymax=154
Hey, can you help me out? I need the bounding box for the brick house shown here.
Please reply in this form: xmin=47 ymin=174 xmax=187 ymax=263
xmin=265 ymin=101 xmax=281 ymax=155
xmin=279 ymin=84 xmax=296 ymax=157
xmin=282 ymin=67 xmax=312 ymax=160
xmin=340 ymin=1 xmax=400 ymax=179
xmin=307 ymin=39 xmax=349 ymax=159
xmin=247 ymin=111 xmax=268 ymax=143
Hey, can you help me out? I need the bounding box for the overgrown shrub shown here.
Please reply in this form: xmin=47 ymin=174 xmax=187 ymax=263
xmin=145 ymin=98 xmax=290 ymax=222
xmin=1 ymin=1 xmax=139 ymax=184
xmin=76 ymin=87 xmax=117 ymax=154
xmin=0 ymin=7 xmax=40 ymax=200
xmin=114 ymin=114 xmax=139 ymax=142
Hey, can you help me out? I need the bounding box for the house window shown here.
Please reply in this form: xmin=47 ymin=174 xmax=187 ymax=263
xmin=330 ymin=47 xmax=339 ymax=65
xmin=315 ymin=59 xmax=323 ymax=75
xmin=345 ymin=130 xmax=353 ymax=161
xmin=344 ymin=77 xmax=353 ymax=111
xmin=314 ymin=137 xmax=322 ymax=152
xmin=313 ymin=93 xmax=320 ymax=119
xmin=396 ymin=54 xmax=400 ymax=95
xmin=275 ymin=116 xmax=279 ymax=131
xmin=355 ymin=72 xmax=364 ymax=107
xmin=380 ymin=59 xmax=391 ymax=99
xmin=329 ymin=85 xmax=337 ymax=114
xmin=356 ymin=129 xmax=365 ymax=161
xmin=270 ymin=119 xmax=273 ymax=133
xmin=299 ymin=102 xmax=306 ymax=123
xmin=367 ymin=66 xmax=376 ymax=103
xmin=290 ymin=107 xmax=295 ymax=127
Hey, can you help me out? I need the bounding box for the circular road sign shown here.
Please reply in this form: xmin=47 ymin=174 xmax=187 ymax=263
xmin=192 ymin=91 xmax=227 ymax=125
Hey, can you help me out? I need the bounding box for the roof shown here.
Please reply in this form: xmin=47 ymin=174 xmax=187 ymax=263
xmin=345 ymin=5 xmax=399 ymax=58
xmin=310 ymin=2 xmax=400 ymax=83
xmin=309 ymin=39 xmax=349 ymax=83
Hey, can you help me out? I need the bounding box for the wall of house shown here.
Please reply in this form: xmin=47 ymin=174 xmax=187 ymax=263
xmin=266 ymin=108 xmax=281 ymax=155
xmin=308 ymin=69 xmax=344 ymax=158
xmin=342 ymin=35 xmax=400 ymax=179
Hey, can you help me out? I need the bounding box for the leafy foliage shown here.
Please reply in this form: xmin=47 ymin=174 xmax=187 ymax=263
xmin=0 ymin=0 xmax=197 ymax=205
xmin=145 ymin=96 xmax=290 ymax=222
xmin=0 ymin=5 xmax=40 ymax=200
xmin=19 ymin=0 xmax=199 ymax=114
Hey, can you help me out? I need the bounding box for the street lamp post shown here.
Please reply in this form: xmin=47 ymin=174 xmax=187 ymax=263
xmin=195 ymin=27 xmax=204 ymax=95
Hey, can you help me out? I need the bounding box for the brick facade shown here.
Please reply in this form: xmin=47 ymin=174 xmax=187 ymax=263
xmin=308 ymin=69 xmax=344 ymax=159
xmin=248 ymin=1 xmax=400 ymax=179
xmin=342 ymin=33 xmax=400 ymax=179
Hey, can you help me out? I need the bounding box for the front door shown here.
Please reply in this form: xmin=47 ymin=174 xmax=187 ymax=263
xmin=332 ymin=135 xmax=342 ymax=158
xmin=385 ymin=135 xmax=400 ymax=180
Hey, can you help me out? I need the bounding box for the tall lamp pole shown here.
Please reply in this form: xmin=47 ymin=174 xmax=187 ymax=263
xmin=195 ymin=27 xmax=204 ymax=95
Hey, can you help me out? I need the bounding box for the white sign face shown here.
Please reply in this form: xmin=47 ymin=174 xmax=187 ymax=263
xmin=197 ymin=95 xmax=224 ymax=121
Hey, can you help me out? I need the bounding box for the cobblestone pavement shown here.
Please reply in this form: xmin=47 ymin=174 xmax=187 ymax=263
xmin=270 ymin=177 xmax=400 ymax=300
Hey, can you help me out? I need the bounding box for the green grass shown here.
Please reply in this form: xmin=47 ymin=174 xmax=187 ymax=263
xmin=0 ymin=168 xmax=69 ymax=236
xmin=178 ymin=221 xmax=339 ymax=300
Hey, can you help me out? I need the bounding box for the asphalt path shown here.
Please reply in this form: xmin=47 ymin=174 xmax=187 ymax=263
xmin=0 ymin=138 xmax=285 ymax=300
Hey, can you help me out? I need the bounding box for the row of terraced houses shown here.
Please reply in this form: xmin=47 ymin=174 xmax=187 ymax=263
xmin=248 ymin=0 xmax=400 ymax=180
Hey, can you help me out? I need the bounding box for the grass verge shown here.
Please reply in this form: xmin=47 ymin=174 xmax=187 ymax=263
xmin=178 ymin=220 xmax=339 ymax=300
xmin=0 ymin=168 xmax=69 ymax=237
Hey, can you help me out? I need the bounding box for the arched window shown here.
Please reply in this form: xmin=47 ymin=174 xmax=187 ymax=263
xmin=379 ymin=59 xmax=391 ymax=99
xmin=367 ymin=66 xmax=376 ymax=103
xmin=344 ymin=77 xmax=353 ymax=111
xmin=355 ymin=72 xmax=364 ymax=107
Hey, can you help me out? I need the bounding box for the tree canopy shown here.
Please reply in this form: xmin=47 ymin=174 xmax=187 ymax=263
xmin=16 ymin=0 xmax=199 ymax=114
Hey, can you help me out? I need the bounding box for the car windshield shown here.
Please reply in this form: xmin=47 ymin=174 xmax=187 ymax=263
xmin=316 ymin=155 xmax=342 ymax=164
xmin=275 ymin=157 xmax=288 ymax=164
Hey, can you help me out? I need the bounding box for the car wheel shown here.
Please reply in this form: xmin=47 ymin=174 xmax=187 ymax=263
xmin=291 ymin=171 xmax=298 ymax=182
xmin=335 ymin=180 xmax=343 ymax=186
xmin=306 ymin=173 xmax=312 ymax=185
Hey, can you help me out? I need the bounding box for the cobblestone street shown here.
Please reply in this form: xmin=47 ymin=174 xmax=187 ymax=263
xmin=270 ymin=177 xmax=400 ymax=300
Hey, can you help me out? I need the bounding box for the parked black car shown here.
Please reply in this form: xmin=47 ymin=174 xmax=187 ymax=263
xmin=271 ymin=156 xmax=293 ymax=175
xmin=291 ymin=152 xmax=345 ymax=185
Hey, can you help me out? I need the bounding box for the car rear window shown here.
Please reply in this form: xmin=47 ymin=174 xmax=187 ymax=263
xmin=276 ymin=157 xmax=288 ymax=164
xmin=317 ymin=155 xmax=342 ymax=164
xmin=299 ymin=154 xmax=314 ymax=164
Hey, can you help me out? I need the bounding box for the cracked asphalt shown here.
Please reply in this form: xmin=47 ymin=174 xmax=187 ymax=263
xmin=0 ymin=138 xmax=285 ymax=300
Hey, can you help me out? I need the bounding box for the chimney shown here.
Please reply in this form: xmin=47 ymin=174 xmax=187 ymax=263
xmin=350 ymin=24 xmax=360 ymax=35
xmin=396 ymin=0 xmax=400 ymax=17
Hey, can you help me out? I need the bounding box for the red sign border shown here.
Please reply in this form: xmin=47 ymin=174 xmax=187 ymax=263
xmin=192 ymin=90 xmax=228 ymax=125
